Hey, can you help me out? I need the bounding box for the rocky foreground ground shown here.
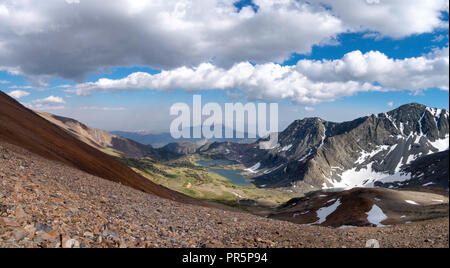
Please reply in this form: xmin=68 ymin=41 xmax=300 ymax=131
xmin=0 ymin=141 xmax=448 ymax=248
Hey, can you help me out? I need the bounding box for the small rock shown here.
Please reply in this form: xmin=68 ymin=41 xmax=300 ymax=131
xmin=24 ymin=224 xmax=36 ymax=237
xmin=103 ymin=229 xmax=121 ymax=241
xmin=63 ymin=239 xmax=80 ymax=248
xmin=35 ymin=231 xmax=57 ymax=242
xmin=35 ymin=222 xmax=52 ymax=233
xmin=0 ymin=217 xmax=19 ymax=227
xmin=0 ymin=204 xmax=8 ymax=217
xmin=83 ymin=232 xmax=94 ymax=239
xmin=15 ymin=207 xmax=27 ymax=220
xmin=12 ymin=230 xmax=26 ymax=241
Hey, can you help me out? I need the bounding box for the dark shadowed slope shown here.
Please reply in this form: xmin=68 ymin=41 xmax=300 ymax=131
xmin=376 ymin=150 xmax=449 ymax=189
xmin=0 ymin=91 xmax=198 ymax=204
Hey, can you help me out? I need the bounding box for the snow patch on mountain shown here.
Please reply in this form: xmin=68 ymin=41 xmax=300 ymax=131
xmin=356 ymin=145 xmax=390 ymax=165
xmin=329 ymin=126 xmax=448 ymax=189
xmin=318 ymin=124 xmax=327 ymax=150
xmin=314 ymin=199 xmax=341 ymax=225
xmin=333 ymin=163 xmax=388 ymax=188
xmin=429 ymin=135 xmax=449 ymax=151
xmin=366 ymin=205 xmax=388 ymax=227
xmin=298 ymin=149 xmax=313 ymax=162
xmin=245 ymin=162 xmax=261 ymax=174
xmin=367 ymin=172 xmax=412 ymax=187
xmin=426 ymin=107 xmax=443 ymax=127
xmin=418 ymin=112 xmax=426 ymax=135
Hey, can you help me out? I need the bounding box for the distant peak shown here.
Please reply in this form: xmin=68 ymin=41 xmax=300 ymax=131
xmin=294 ymin=117 xmax=325 ymax=123
xmin=387 ymin=103 xmax=430 ymax=114
xmin=401 ymin=103 xmax=448 ymax=114
xmin=397 ymin=103 xmax=427 ymax=109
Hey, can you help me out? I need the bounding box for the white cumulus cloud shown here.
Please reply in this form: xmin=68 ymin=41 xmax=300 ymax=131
xmin=295 ymin=47 xmax=450 ymax=91
xmin=7 ymin=90 xmax=30 ymax=99
xmin=24 ymin=95 xmax=66 ymax=111
xmin=0 ymin=0 xmax=447 ymax=83
xmin=70 ymin=47 xmax=449 ymax=105
xmin=309 ymin=0 xmax=449 ymax=38
xmin=33 ymin=95 xmax=66 ymax=104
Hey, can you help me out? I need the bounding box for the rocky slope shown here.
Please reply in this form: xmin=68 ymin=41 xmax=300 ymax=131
xmin=0 ymin=91 xmax=195 ymax=203
xmin=269 ymin=188 xmax=448 ymax=228
xmin=38 ymin=112 xmax=175 ymax=160
xmin=1 ymin=141 xmax=448 ymax=248
xmin=204 ymin=104 xmax=449 ymax=192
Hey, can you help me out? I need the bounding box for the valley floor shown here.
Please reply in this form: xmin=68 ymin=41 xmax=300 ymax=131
xmin=111 ymin=153 xmax=301 ymax=210
xmin=0 ymin=141 xmax=448 ymax=248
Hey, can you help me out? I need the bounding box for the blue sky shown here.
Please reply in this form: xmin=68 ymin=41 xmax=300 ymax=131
xmin=0 ymin=0 xmax=448 ymax=132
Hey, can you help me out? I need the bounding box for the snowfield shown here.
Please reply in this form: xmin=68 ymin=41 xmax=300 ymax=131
xmin=368 ymin=172 xmax=412 ymax=187
xmin=333 ymin=163 xmax=388 ymax=189
xmin=429 ymin=135 xmax=449 ymax=152
xmin=314 ymin=199 xmax=341 ymax=225
xmin=366 ymin=205 xmax=388 ymax=227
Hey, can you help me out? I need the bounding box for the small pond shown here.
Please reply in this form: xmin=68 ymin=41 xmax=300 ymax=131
xmin=196 ymin=159 xmax=253 ymax=187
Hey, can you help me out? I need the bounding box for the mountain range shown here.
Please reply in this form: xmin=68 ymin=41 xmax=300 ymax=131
xmin=23 ymin=99 xmax=450 ymax=194
xmin=199 ymin=103 xmax=449 ymax=192
xmin=112 ymin=127 xmax=257 ymax=148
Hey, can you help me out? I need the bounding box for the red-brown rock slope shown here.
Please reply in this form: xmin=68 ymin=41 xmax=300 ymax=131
xmin=0 ymin=91 xmax=197 ymax=204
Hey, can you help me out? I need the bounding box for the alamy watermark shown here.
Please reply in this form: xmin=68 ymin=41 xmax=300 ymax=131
xmin=170 ymin=95 xmax=279 ymax=150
